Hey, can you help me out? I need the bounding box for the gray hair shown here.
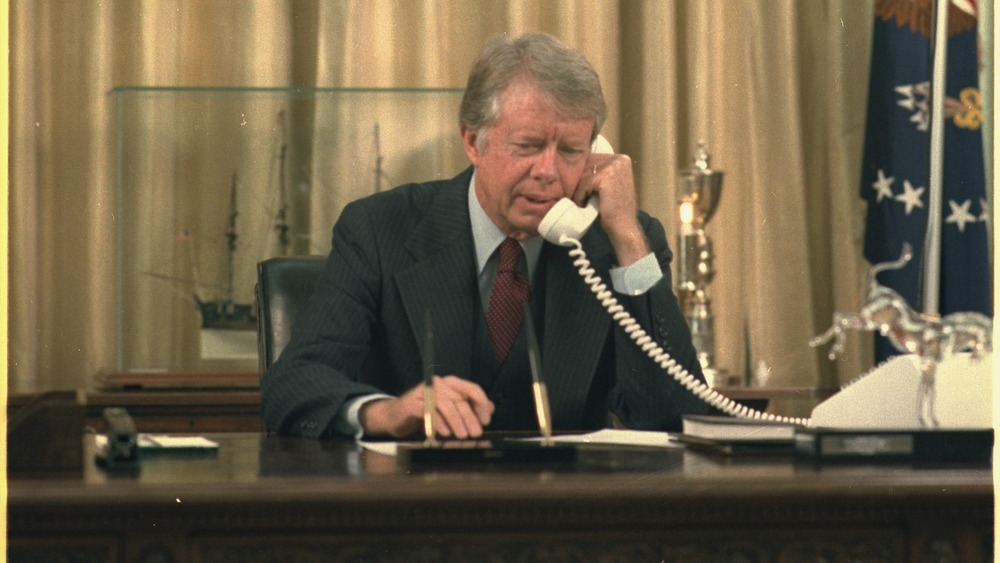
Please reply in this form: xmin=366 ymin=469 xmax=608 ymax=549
xmin=459 ymin=33 xmax=606 ymax=143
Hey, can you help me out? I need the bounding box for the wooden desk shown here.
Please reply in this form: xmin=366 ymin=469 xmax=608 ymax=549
xmin=8 ymin=433 xmax=993 ymax=563
xmin=8 ymin=386 xmax=833 ymax=435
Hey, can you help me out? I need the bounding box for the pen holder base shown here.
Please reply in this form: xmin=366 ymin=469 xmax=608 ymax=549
xmin=397 ymin=440 xmax=577 ymax=468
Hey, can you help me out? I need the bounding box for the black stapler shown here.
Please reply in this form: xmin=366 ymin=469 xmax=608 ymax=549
xmin=96 ymin=407 xmax=140 ymax=470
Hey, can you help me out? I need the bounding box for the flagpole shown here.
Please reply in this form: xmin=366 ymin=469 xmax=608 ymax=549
xmin=923 ymin=0 xmax=949 ymax=316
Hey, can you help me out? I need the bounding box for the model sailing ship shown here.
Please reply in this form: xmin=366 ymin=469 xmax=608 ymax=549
xmin=194 ymin=114 xmax=292 ymax=332
xmin=191 ymin=173 xmax=257 ymax=330
xmin=191 ymin=118 xmax=388 ymax=330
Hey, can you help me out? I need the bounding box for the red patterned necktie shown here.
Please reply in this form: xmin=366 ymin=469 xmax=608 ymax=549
xmin=486 ymin=238 xmax=530 ymax=365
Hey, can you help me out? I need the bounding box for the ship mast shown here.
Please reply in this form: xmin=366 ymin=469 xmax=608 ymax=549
xmin=273 ymin=111 xmax=290 ymax=256
xmin=225 ymin=172 xmax=239 ymax=303
xmin=373 ymin=123 xmax=385 ymax=193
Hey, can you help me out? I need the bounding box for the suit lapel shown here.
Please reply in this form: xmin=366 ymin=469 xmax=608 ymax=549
xmin=542 ymin=230 xmax=613 ymax=424
xmin=394 ymin=174 xmax=478 ymax=380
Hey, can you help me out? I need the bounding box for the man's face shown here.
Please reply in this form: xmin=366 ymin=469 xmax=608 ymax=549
xmin=462 ymin=80 xmax=593 ymax=240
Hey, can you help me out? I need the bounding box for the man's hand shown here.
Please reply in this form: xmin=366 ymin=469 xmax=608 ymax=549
xmin=573 ymin=153 xmax=649 ymax=267
xmin=359 ymin=375 xmax=494 ymax=439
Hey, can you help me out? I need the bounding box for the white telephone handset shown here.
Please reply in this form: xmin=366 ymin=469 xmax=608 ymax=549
xmin=537 ymin=198 xmax=598 ymax=246
xmin=536 ymin=135 xmax=612 ymax=246
xmin=538 ymin=135 xmax=807 ymax=425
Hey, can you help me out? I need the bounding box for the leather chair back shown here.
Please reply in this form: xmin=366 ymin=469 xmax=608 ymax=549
xmin=256 ymin=256 xmax=326 ymax=375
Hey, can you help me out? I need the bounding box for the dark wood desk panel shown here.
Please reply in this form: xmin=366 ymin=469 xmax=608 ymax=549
xmin=83 ymin=390 xmax=263 ymax=433
xmin=8 ymin=433 xmax=993 ymax=563
xmin=9 ymin=390 xmax=262 ymax=433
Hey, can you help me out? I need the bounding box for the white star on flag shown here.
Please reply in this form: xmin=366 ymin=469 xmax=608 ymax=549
xmin=895 ymin=84 xmax=916 ymax=110
xmin=872 ymin=169 xmax=894 ymax=202
xmin=894 ymin=180 xmax=925 ymax=215
xmin=978 ymin=198 xmax=990 ymax=224
xmin=945 ymin=199 xmax=976 ymax=233
xmin=893 ymin=82 xmax=930 ymax=131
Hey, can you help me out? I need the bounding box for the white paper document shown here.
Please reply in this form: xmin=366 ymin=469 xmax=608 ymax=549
xmin=138 ymin=435 xmax=220 ymax=449
xmin=95 ymin=434 xmax=219 ymax=451
xmin=358 ymin=440 xmax=399 ymax=457
xmin=544 ymin=428 xmax=679 ymax=448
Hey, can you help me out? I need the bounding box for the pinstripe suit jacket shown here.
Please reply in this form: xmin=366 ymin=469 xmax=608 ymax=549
xmin=260 ymin=167 xmax=708 ymax=438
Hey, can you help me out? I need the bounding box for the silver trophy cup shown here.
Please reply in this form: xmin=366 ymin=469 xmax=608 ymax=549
xmin=676 ymin=142 xmax=736 ymax=387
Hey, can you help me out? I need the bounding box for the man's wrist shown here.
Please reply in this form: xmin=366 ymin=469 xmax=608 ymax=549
xmin=358 ymin=397 xmax=393 ymax=435
xmin=345 ymin=393 xmax=394 ymax=437
xmin=606 ymin=225 xmax=650 ymax=267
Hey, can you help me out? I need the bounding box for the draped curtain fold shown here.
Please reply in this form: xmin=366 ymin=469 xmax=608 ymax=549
xmin=10 ymin=0 xmax=877 ymax=412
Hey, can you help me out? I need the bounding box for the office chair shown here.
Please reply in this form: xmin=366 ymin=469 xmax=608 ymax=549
xmin=255 ymin=255 xmax=326 ymax=375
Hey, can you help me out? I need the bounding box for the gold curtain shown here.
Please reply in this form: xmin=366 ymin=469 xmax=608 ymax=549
xmin=10 ymin=0 xmax=876 ymax=407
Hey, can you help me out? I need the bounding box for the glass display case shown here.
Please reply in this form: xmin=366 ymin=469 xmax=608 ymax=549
xmin=112 ymin=86 xmax=467 ymax=376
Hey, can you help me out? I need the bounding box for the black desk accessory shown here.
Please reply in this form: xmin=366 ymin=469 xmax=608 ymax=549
xmin=95 ymin=407 xmax=141 ymax=470
xmin=398 ymin=437 xmax=577 ymax=467
xmin=795 ymin=426 xmax=993 ymax=464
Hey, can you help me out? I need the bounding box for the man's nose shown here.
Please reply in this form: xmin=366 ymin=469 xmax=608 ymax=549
xmin=531 ymin=145 xmax=558 ymax=183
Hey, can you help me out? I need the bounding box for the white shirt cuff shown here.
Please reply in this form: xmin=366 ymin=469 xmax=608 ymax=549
xmin=339 ymin=393 xmax=394 ymax=439
xmin=609 ymin=252 xmax=663 ymax=296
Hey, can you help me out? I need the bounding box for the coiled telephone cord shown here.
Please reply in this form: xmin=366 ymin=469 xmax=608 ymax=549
xmin=564 ymin=237 xmax=810 ymax=426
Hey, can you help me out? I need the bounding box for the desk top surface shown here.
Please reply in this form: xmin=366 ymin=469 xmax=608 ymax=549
xmin=9 ymin=432 xmax=992 ymax=507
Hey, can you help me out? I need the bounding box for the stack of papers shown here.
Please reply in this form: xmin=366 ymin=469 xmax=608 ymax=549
xmin=680 ymin=415 xmax=798 ymax=441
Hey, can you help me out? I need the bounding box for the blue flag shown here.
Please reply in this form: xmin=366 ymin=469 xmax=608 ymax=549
xmin=860 ymin=0 xmax=992 ymax=361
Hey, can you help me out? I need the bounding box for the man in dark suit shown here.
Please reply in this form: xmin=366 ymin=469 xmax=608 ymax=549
xmin=261 ymin=32 xmax=708 ymax=439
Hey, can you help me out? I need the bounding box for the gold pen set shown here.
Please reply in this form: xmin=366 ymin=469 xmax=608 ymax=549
xmin=420 ymin=305 xmax=554 ymax=447
xmin=422 ymin=310 xmax=439 ymax=448
xmin=523 ymin=303 xmax=554 ymax=446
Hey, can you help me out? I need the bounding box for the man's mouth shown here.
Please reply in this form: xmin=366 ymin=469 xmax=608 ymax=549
xmin=518 ymin=194 xmax=557 ymax=212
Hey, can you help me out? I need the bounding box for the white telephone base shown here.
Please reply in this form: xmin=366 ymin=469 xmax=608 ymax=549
xmin=809 ymin=352 xmax=993 ymax=429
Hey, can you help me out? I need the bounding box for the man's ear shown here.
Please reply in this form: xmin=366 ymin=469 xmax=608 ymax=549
xmin=460 ymin=125 xmax=482 ymax=165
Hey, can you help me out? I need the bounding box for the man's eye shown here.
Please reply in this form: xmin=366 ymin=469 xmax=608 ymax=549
xmin=560 ymin=147 xmax=586 ymax=161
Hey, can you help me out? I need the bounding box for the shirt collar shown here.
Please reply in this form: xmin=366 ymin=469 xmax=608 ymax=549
xmin=468 ymin=172 xmax=543 ymax=278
